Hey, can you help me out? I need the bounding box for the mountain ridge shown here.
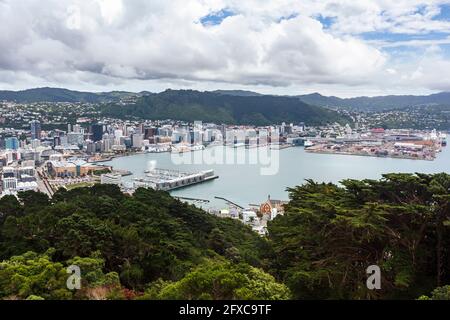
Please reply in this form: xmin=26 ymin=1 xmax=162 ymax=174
xmin=100 ymin=89 xmax=349 ymax=126
xmin=1 ymin=87 xmax=450 ymax=110
xmin=297 ymin=91 xmax=450 ymax=111
xmin=0 ymin=87 xmax=142 ymax=103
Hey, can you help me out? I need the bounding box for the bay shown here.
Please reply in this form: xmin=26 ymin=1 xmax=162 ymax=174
xmin=103 ymin=145 xmax=450 ymax=209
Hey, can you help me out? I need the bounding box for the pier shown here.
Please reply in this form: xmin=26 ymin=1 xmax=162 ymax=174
xmin=113 ymin=169 xmax=133 ymax=176
xmin=134 ymin=168 xmax=218 ymax=191
xmin=214 ymin=196 xmax=244 ymax=209
xmin=174 ymin=196 xmax=210 ymax=203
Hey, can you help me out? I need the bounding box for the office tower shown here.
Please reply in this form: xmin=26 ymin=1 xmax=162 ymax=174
xmin=132 ymin=133 xmax=144 ymax=148
xmin=5 ymin=137 xmax=19 ymax=150
xmin=73 ymin=124 xmax=81 ymax=133
xmin=90 ymin=124 xmax=104 ymax=142
xmin=30 ymin=120 xmax=42 ymax=140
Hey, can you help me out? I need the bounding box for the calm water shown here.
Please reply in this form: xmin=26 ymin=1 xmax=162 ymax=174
xmin=104 ymin=146 xmax=450 ymax=209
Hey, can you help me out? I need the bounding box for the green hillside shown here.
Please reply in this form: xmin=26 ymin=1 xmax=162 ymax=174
xmin=0 ymin=87 xmax=138 ymax=103
xmin=101 ymin=89 xmax=349 ymax=125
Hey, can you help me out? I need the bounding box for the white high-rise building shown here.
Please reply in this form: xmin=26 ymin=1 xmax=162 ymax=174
xmin=132 ymin=133 xmax=144 ymax=148
xmin=31 ymin=139 xmax=41 ymax=149
xmin=73 ymin=124 xmax=82 ymax=133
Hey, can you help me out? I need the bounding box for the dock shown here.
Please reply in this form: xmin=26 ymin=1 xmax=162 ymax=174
xmin=214 ymin=196 xmax=244 ymax=209
xmin=174 ymin=196 xmax=210 ymax=203
xmin=113 ymin=169 xmax=133 ymax=176
xmin=134 ymin=168 xmax=218 ymax=191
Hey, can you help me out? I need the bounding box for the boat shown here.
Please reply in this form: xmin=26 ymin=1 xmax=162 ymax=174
xmin=304 ymin=140 xmax=314 ymax=148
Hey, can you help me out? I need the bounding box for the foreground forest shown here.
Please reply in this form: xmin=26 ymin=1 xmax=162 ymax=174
xmin=0 ymin=173 xmax=449 ymax=300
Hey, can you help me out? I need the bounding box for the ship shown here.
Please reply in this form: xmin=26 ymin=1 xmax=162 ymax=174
xmin=304 ymin=140 xmax=314 ymax=148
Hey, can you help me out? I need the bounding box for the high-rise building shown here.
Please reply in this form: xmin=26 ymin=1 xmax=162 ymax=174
xmin=67 ymin=132 xmax=84 ymax=146
xmin=32 ymin=139 xmax=41 ymax=149
xmin=90 ymin=124 xmax=104 ymax=142
xmin=103 ymin=138 xmax=112 ymax=152
xmin=52 ymin=137 xmax=60 ymax=148
xmin=30 ymin=120 xmax=42 ymax=140
xmin=132 ymin=133 xmax=144 ymax=148
xmin=86 ymin=140 xmax=96 ymax=154
xmin=5 ymin=137 xmax=19 ymax=150
xmin=73 ymin=124 xmax=82 ymax=133
xmin=144 ymin=127 xmax=158 ymax=139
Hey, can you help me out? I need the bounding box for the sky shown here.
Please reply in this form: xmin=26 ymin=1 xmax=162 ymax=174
xmin=1 ymin=0 xmax=450 ymax=97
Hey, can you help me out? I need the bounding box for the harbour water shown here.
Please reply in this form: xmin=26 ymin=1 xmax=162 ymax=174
xmin=104 ymin=145 xmax=450 ymax=209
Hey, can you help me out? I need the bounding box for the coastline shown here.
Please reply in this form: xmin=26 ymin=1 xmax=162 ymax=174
xmin=305 ymin=149 xmax=436 ymax=161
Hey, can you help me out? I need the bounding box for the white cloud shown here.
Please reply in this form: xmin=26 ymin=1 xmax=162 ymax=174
xmin=0 ymin=0 xmax=450 ymax=96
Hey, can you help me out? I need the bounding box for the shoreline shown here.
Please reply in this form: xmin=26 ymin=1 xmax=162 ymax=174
xmin=90 ymin=151 xmax=146 ymax=163
xmin=305 ymin=149 xmax=435 ymax=161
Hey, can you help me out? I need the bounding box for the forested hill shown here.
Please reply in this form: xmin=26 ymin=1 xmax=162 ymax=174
xmin=0 ymin=185 xmax=286 ymax=300
xmin=0 ymin=173 xmax=449 ymax=300
xmin=298 ymin=91 xmax=450 ymax=111
xmin=0 ymin=87 xmax=138 ymax=103
xmin=101 ymin=89 xmax=349 ymax=126
xmin=3 ymin=87 xmax=450 ymax=116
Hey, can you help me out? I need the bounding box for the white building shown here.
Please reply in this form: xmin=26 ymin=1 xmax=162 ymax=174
xmin=16 ymin=181 xmax=38 ymax=192
xmin=112 ymin=144 xmax=126 ymax=152
xmin=31 ymin=139 xmax=41 ymax=149
xmin=242 ymin=210 xmax=258 ymax=224
xmin=252 ymin=225 xmax=268 ymax=236
xmin=2 ymin=177 xmax=18 ymax=190
xmin=132 ymin=133 xmax=144 ymax=148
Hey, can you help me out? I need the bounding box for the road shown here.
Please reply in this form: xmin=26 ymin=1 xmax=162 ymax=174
xmin=36 ymin=167 xmax=54 ymax=197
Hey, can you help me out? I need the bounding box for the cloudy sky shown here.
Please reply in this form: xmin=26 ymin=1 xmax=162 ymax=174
xmin=1 ymin=0 xmax=450 ymax=97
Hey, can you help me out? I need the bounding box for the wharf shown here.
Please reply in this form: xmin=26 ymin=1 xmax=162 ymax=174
xmin=134 ymin=168 xmax=218 ymax=191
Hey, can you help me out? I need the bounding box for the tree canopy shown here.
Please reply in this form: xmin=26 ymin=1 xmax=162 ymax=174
xmin=0 ymin=184 xmax=269 ymax=299
xmin=268 ymin=173 xmax=450 ymax=299
xmin=0 ymin=173 xmax=449 ymax=300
